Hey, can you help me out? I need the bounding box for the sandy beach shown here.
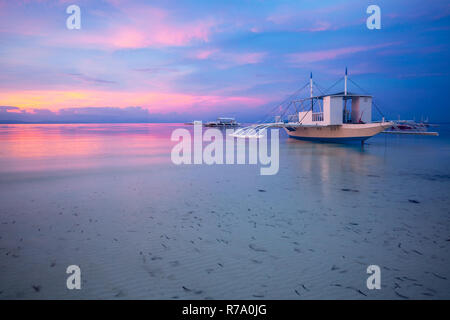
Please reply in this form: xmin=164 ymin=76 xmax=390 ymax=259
xmin=0 ymin=123 xmax=449 ymax=299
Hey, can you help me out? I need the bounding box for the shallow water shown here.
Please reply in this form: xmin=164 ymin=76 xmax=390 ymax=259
xmin=0 ymin=123 xmax=449 ymax=299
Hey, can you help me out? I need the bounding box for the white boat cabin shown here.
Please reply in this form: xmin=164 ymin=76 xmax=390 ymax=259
xmin=297 ymin=92 xmax=373 ymax=126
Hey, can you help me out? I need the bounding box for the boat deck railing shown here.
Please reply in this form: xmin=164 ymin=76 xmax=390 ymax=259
xmin=312 ymin=112 xmax=323 ymax=122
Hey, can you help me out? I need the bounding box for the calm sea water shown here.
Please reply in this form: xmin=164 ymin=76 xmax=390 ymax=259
xmin=0 ymin=123 xmax=449 ymax=299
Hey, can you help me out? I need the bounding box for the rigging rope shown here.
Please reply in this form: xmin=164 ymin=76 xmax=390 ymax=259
xmin=323 ymin=77 xmax=344 ymax=95
xmin=255 ymin=74 xmax=386 ymax=125
xmin=258 ymin=81 xmax=310 ymax=123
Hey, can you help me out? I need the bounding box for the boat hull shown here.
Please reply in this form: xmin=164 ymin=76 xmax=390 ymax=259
xmin=284 ymin=123 xmax=392 ymax=143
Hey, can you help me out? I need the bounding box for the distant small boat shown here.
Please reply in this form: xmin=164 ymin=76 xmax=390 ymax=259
xmin=204 ymin=117 xmax=240 ymax=127
xmin=184 ymin=120 xmax=203 ymax=125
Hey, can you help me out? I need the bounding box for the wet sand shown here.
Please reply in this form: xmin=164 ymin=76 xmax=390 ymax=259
xmin=0 ymin=124 xmax=449 ymax=299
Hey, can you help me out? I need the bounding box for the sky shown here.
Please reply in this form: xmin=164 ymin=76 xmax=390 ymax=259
xmin=0 ymin=0 xmax=449 ymax=123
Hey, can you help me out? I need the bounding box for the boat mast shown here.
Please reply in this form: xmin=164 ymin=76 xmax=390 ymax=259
xmin=344 ymin=67 xmax=348 ymax=96
xmin=310 ymin=72 xmax=313 ymax=111
xmin=344 ymin=67 xmax=348 ymax=123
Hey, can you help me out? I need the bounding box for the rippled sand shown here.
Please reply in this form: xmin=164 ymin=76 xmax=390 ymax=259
xmin=0 ymin=123 xmax=449 ymax=299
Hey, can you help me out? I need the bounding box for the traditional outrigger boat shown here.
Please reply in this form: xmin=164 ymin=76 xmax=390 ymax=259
xmin=232 ymin=69 xmax=393 ymax=144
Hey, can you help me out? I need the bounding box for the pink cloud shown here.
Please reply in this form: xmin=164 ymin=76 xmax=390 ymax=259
xmin=299 ymin=21 xmax=333 ymax=32
xmin=396 ymin=72 xmax=448 ymax=79
xmin=0 ymin=3 xmax=217 ymax=49
xmin=377 ymin=45 xmax=443 ymax=56
xmin=191 ymin=49 xmax=267 ymax=67
xmin=233 ymin=52 xmax=267 ymax=64
xmin=265 ymin=2 xmax=355 ymax=33
xmin=67 ymin=16 xmax=215 ymax=49
xmin=195 ymin=49 xmax=219 ymax=60
xmin=88 ymin=6 xmax=215 ymax=49
xmin=287 ymin=43 xmax=400 ymax=64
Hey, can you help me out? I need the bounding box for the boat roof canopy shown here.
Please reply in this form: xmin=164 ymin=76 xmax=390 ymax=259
xmin=297 ymin=91 xmax=372 ymax=101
